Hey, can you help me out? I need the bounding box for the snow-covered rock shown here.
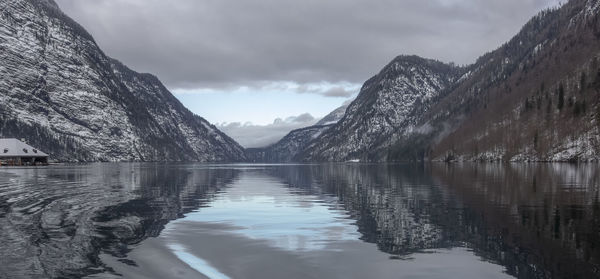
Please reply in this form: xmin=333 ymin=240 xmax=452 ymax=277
xmin=300 ymin=56 xmax=462 ymax=162
xmin=0 ymin=0 xmax=245 ymax=162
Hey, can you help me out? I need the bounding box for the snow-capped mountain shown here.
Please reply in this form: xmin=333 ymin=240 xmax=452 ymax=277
xmin=0 ymin=0 xmax=246 ymax=162
xmin=300 ymin=56 xmax=462 ymax=162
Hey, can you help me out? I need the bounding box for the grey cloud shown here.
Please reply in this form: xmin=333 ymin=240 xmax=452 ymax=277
xmin=55 ymin=0 xmax=561 ymax=90
xmin=218 ymin=113 xmax=319 ymax=148
xmin=288 ymin=113 xmax=315 ymax=123
xmin=294 ymin=84 xmax=358 ymax=97
xmin=321 ymin=87 xmax=357 ymax=98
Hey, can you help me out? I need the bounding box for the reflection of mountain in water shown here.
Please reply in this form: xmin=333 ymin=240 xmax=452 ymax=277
xmin=1 ymin=163 xmax=599 ymax=278
xmin=267 ymin=165 xmax=454 ymax=255
xmin=268 ymin=164 xmax=600 ymax=279
xmin=0 ymin=164 xmax=239 ymax=278
xmin=431 ymin=164 xmax=600 ymax=279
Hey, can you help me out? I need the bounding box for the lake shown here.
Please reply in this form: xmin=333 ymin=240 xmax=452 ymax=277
xmin=0 ymin=163 xmax=598 ymax=279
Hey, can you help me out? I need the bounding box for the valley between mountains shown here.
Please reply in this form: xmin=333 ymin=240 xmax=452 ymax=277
xmin=2 ymin=0 xmax=600 ymax=162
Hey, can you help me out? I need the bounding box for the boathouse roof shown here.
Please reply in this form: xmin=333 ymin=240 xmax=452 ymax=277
xmin=0 ymin=139 xmax=48 ymax=158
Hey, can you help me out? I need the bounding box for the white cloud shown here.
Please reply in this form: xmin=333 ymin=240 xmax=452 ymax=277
xmin=173 ymin=81 xmax=360 ymax=98
xmin=217 ymin=113 xmax=319 ymax=148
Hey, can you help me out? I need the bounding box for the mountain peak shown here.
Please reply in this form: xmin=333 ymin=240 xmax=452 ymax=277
xmin=0 ymin=0 xmax=246 ymax=162
xmin=298 ymin=54 xmax=463 ymax=161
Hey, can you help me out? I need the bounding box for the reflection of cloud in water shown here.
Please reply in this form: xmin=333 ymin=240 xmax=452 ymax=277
xmin=171 ymin=173 xmax=360 ymax=251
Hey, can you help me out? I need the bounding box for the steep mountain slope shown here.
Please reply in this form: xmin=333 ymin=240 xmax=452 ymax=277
xmin=403 ymin=0 xmax=600 ymax=162
xmin=247 ymin=104 xmax=349 ymax=162
xmin=0 ymin=0 xmax=245 ymax=162
xmin=294 ymin=0 xmax=600 ymax=163
xmin=300 ymin=56 xmax=462 ymax=162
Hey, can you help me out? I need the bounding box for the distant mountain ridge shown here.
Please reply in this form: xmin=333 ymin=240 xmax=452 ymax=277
xmin=246 ymin=103 xmax=349 ymax=162
xmin=0 ymin=0 xmax=246 ymax=162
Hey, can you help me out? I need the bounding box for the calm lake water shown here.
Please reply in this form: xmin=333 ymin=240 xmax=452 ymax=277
xmin=0 ymin=163 xmax=599 ymax=279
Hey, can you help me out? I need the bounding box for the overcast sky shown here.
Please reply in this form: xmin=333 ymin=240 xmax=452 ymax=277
xmin=54 ymin=0 xmax=560 ymax=147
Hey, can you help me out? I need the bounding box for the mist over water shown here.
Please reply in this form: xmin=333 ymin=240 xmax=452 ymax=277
xmin=0 ymin=163 xmax=598 ymax=278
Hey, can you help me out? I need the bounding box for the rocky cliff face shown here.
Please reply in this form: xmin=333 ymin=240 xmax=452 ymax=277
xmin=300 ymin=56 xmax=462 ymax=162
xmin=0 ymin=0 xmax=246 ymax=162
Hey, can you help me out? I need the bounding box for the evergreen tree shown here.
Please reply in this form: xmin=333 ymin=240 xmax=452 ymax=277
xmin=574 ymin=101 xmax=582 ymax=116
xmin=557 ymin=84 xmax=565 ymax=110
xmin=580 ymin=72 xmax=587 ymax=92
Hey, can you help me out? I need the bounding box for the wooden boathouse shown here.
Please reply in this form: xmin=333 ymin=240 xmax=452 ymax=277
xmin=0 ymin=138 xmax=49 ymax=166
